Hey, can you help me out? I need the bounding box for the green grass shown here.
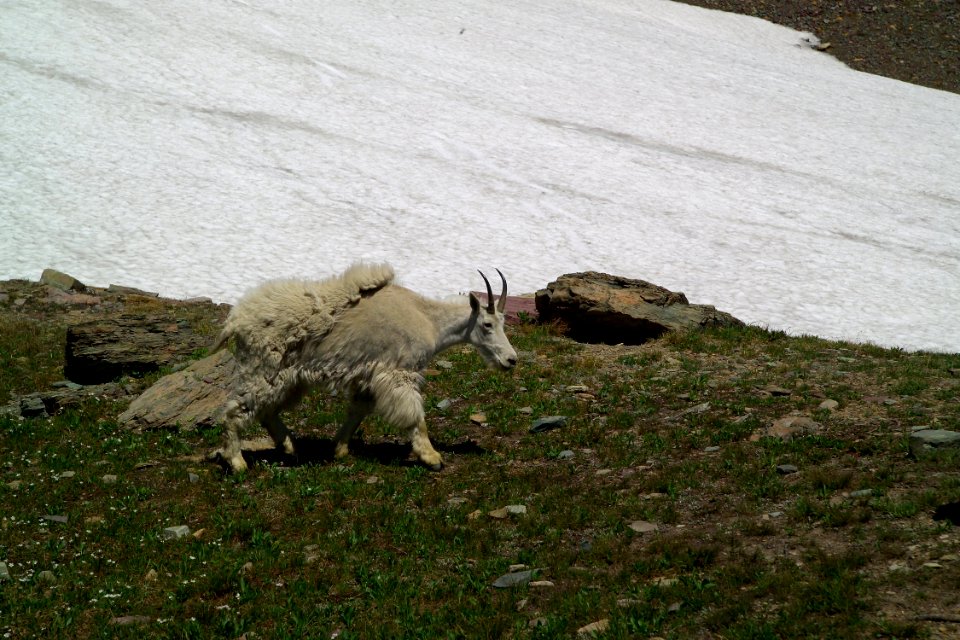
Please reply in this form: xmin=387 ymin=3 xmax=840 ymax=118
xmin=1 ymin=288 xmax=960 ymax=638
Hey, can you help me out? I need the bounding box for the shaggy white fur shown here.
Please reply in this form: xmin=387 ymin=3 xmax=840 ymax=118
xmin=213 ymin=262 xmax=517 ymax=472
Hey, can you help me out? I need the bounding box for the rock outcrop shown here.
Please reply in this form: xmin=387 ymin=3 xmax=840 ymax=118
xmin=65 ymin=314 xmax=216 ymax=384
xmin=117 ymin=349 xmax=237 ymax=431
xmin=535 ymin=271 xmax=743 ymax=344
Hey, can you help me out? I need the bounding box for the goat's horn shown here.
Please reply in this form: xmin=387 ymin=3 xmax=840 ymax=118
xmin=478 ymin=270 xmax=496 ymax=313
xmin=495 ymin=269 xmax=508 ymax=313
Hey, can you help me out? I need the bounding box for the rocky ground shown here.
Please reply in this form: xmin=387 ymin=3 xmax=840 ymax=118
xmin=678 ymin=0 xmax=959 ymax=95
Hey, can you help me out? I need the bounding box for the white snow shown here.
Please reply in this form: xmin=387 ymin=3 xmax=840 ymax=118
xmin=2 ymin=0 xmax=958 ymax=352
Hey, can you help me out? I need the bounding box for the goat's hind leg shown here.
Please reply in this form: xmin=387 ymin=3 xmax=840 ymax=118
xmin=218 ymin=399 xmax=250 ymax=473
xmin=372 ymin=371 xmax=442 ymax=470
xmin=333 ymin=392 xmax=374 ymax=459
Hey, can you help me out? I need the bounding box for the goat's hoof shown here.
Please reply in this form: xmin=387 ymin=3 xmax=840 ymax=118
xmin=334 ymin=443 xmax=349 ymax=459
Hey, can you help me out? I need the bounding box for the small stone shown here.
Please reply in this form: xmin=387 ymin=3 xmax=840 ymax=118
xmin=240 ymin=562 xmax=254 ymax=574
xmin=595 ymin=469 xmax=612 ymax=476
xmin=577 ymin=619 xmax=610 ymax=636
xmin=529 ymin=580 xmax=555 ymax=588
xmin=530 ymin=416 xmax=568 ymax=433
xmin=488 ymin=507 xmax=509 ymax=519
xmin=704 ymin=446 xmax=720 ymax=453
xmin=188 ymin=473 xmax=200 ymax=483
xmin=435 ymin=360 xmax=454 ymax=370
xmin=7 ymin=480 xmax=23 ymax=490
xmin=192 ymin=528 xmax=206 ymax=539
xmin=557 ymin=450 xmax=575 ymax=460
xmin=42 ymin=515 xmax=68 ymax=524
xmin=51 ymin=380 xmax=84 ymax=391
xmin=567 ymin=385 xmax=590 ymax=393
xmin=37 ymin=570 xmax=56 ymax=584
xmin=0 ymin=562 xmax=10 ymax=581
xmin=763 ymin=415 xmax=821 ymax=441
xmin=628 ymin=520 xmax=659 ymax=534
xmin=764 ymin=386 xmax=792 ymax=396
xmin=776 ymin=464 xmax=799 ymax=475
xmin=509 ymin=564 xmax=528 ymax=572
xmin=819 ymin=399 xmax=839 ymax=411
xmin=162 ymin=525 xmax=191 ymax=540
xmin=518 ymin=406 xmax=533 ymax=415
xmin=102 ymin=474 xmax=118 ymax=484
xmin=467 ymin=509 xmax=482 ymax=520
xmin=922 ymin=562 xmax=943 ymax=569
xmin=668 ymin=602 xmax=681 ymax=613
xmin=654 ymin=577 xmax=679 ymax=587
xmin=679 ymin=402 xmax=711 ymax=416
xmin=447 ymin=497 xmax=468 ymax=506
xmin=436 ymin=398 xmax=452 ymax=411
xmin=366 ymin=476 xmax=380 ymax=484
xmin=144 ymin=569 xmax=158 ymax=582
xmin=110 ymin=616 xmax=151 ymax=626
xmin=470 ymin=413 xmax=487 ymax=425
xmin=492 ymin=569 xmax=535 ymax=588
xmin=58 ymin=471 xmax=76 ymax=479
xmin=505 ymin=504 xmax=527 ymax=515
xmin=849 ymin=489 xmax=873 ymax=498
xmin=528 ymin=617 xmax=548 ymax=628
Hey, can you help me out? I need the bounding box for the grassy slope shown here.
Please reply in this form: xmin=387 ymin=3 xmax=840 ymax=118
xmin=1 ymin=281 xmax=959 ymax=639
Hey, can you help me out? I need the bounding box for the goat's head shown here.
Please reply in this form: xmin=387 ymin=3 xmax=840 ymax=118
xmin=468 ymin=269 xmax=518 ymax=371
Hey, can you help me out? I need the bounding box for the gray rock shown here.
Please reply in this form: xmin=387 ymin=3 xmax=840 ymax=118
xmin=704 ymin=446 xmax=720 ymax=453
xmin=0 ymin=562 xmax=10 ymax=581
xmin=435 ymin=359 xmax=454 ymax=370
xmin=436 ymin=398 xmax=452 ymax=411
xmin=42 ymin=515 xmax=68 ymax=524
xmin=188 ymin=473 xmax=200 ymax=483
xmin=910 ymin=429 xmax=960 ymax=456
xmin=776 ymin=464 xmax=799 ymax=475
xmin=849 ymin=489 xmax=874 ymax=498
xmin=557 ymin=450 xmax=575 ymax=460
xmin=505 ymin=504 xmax=527 ymax=515
xmin=40 ymin=268 xmax=86 ymax=292
xmin=51 ymin=380 xmax=84 ymax=391
xmin=763 ymin=415 xmax=822 ymax=441
xmin=19 ymin=396 xmax=48 ymax=418
xmin=162 ymin=525 xmax=191 ymax=540
xmin=102 ymin=474 xmax=118 ymax=485
xmin=492 ymin=569 xmax=536 ymax=588
xmin=110 ymin=616 xmax=152 ymax=626
xmin=819 ymin=399 xmax=840 ymax=411
xmin=107 ymin=284 xmax=159 ymax=297
xmin=118 ymin=350 xmax=237 ymax=431
xmin=535 ymin=271 xmax=742 ymax=345
xmin=628 ymin=520 xmax=659 ymax=533
xmin=36 ymin=570 xmax=56 ymax=584
xmin=530 ymin=415 xmax=568 ymax=433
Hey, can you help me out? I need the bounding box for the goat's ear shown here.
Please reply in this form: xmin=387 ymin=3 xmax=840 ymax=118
xmin=468 ymin=292 xmax=482 ymax=313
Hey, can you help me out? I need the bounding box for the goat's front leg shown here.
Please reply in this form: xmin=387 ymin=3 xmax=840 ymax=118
xmin=262 ymin=412 xmax=296 ymax=456
xmin=334 ymin=393 xmax=374 ymax=459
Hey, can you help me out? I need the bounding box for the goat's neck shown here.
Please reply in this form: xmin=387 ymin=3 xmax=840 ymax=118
xmin=418 ymin=297 xmax=475 ymax=356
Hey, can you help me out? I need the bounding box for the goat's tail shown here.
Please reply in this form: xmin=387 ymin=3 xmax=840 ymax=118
xmin=209 ymin=325 xmax=233 ymax=354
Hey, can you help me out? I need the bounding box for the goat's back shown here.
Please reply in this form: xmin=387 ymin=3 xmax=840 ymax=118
xmin=216 ymin=263 xmax=395 ymax=356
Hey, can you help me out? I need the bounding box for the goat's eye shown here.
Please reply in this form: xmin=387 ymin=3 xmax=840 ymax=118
xmin=482 ymin=321 xmax=493 ymax=330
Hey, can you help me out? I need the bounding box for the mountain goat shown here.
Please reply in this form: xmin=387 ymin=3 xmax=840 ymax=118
xmin=211 ymin=263 xmax=517 ymax=473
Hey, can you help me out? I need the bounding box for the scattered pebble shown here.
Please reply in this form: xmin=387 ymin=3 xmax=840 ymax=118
xmin=436 ymin=398 xmax=452 ymax=411
xmin=0 ymin=562 xmax=10 ymax=581
xmin=492 ymin=569 xmax=535 ymax=589
xmin=101 ymin=474 xmax=118 ymax=484
xmin=577 ymin=619 xmax=610 ymax=636
xmin=470 ymin=413 xmax=487 ymax=425
xmin=518 ymin=406 xmax=533 ymax=415
xmin=704 ymin=446 xmax=720 ymax=453
xmin=557 ymin=450 xmax=575 ymax=460
xmin=628 ymin=520 xmax=659 ymax=534
xmin=819 ymin=399 xmax=839 ymax=411
xmin=530 ymin=416 xmax=567 ymax=433
xmin=776 ymin=464 xmax=798 ymax=475
xmin=529 ymin=580 xmax=555 ymax=588
xmin=188 ymin=472 xmax=200 ymax=483
xmin=162 ymin=525 xmax=191 ymax=540
xmin=37 ymin=570 xmax=56 ymax=584
xmin=849 ymin=489 xmax=874 ymax=498
xmin=42 ymin=514 xmax=68 ymax=524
